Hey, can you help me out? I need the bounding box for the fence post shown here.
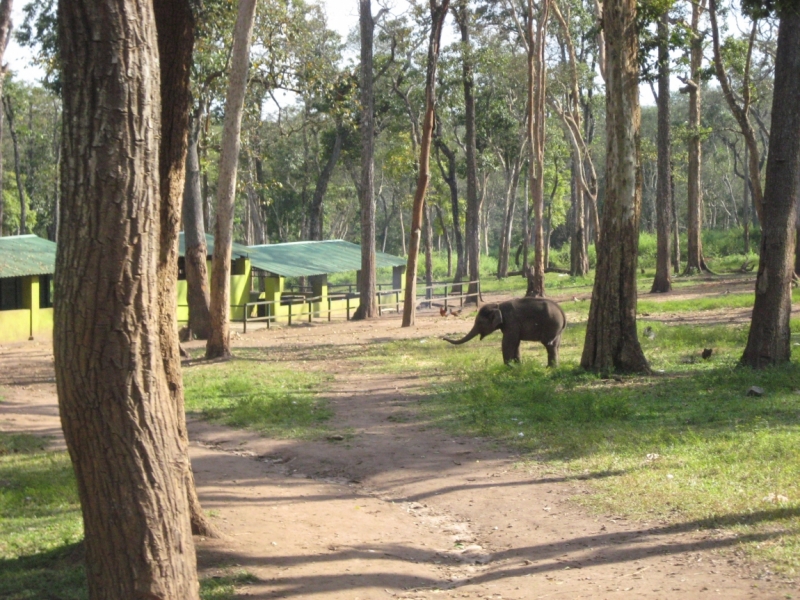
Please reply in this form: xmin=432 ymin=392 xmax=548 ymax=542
xmin=288 ymin=301 xmax=293 ymax=326
xmin=396 ymin=291 xmax=399 ymax=313
xmin=346 ymin=297 xmax=351 ymax=320
xmin=444 ymin=286 xmax=448 ymax=311
xmin=267 ymin=302 xmax=271 ymax=329
xmin=328 ymin=297 xmax=332 ymax=322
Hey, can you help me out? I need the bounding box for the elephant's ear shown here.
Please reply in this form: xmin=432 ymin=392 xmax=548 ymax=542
xmin=489 ymin=308 xmax=503 ymax=330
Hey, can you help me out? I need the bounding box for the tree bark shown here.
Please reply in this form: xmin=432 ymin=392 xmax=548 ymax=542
xmin=741 ymin=8 xmax=800 ymax=368
xmin=353 ymin=0 xmax=378 ymax=319
xmin=455 ymin=0 xmax=480 ymax=303
xmin=153 ymin=0 xmax=219 ymax=539
xmin=570 ymin=157 xmax=589 ymax=276
xmin=207 ymin=0 xmax=258 ymax=359
xmin=183 ymin=109 xmax=212 ymax=340
xmin=581 ymin=0 xmax=649 ymax=374
xmin=402 ymin=0 xmax=449 ymax=327
xmin=55 ymin=0 xmax=200 ymax=595
xmin=651 ymin=9 xmax=672 ymax=293
xmin=3 ymin=96 xmax=26 ymax=234
xmin=497 ymin=157 xmax=522 ymax=278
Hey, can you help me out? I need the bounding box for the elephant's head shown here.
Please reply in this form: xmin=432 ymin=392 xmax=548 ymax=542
xmin=444 ymin=303 xmax=503 ymax=345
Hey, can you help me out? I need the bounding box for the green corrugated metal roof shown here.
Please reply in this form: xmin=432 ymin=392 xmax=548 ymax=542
xmin=248 ymin=240 xmax=406 ymax=278
xmin=0 ymin=235 xmax=57 ymax=279
xmin=178 ymin=233 xmax=405 ymax=277
xmin=178 ymin=232 xmax=250 ymax=259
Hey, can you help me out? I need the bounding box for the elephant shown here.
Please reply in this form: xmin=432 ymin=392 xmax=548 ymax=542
xmin=444 ymin=297 xmax=567 ymax=366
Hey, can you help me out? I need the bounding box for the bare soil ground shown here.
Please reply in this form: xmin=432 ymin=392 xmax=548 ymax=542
xmin=1 ymin=278 xmax=797 ymax=599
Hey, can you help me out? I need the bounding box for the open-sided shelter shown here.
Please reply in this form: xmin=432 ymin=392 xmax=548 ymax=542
xmin=0 ymin=235 xmax=56 ymax=343
xmin=246 ymin=240 xmax=407 ymax=323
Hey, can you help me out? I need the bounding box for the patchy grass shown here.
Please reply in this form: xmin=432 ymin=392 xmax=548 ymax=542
xmin=352 ymin=319 xmax=800 ymax=574
xmin=200 ymin=569 xmax=259 ymax=600
xmin=183 ymin=348 xmax=334 ymax=439
xmin=0 ymin=432 xmax=85 ymax=599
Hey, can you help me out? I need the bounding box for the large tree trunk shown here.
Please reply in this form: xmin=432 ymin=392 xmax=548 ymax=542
xmin=581 ymin=0 xmax=649 ymax=374
xmin=683 ymin=0 xmax=710 ymax=274
xmin=153 ymin=0 xmax=219 ymax=538
xmin=207 ymin=0 xmax=258 ymax=359
xmin=651 ymin=9 xmax=672 ymax=293
xmin=353 ymin=0 xmax=378 ymax=320
xmin=3 ymin=96 xmax=25 ymax=234
xmin=55 ymin=0 xmax=200 ymax=596
xmin=741 ymin=8 xmax=800 ymax=368
xmin=183 ymin=109 xmax=212 ymax=340
xmin=402 ymin=0 xmax=449 ymax=327
xmin=455 ymin=0 xmax=480 ymax=303
xmin=310 ymin=127 xmax=343 ymax=241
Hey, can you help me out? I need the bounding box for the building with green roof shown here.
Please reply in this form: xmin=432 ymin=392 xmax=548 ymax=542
xmin=0 ymin=235 xmax=57 ymax=343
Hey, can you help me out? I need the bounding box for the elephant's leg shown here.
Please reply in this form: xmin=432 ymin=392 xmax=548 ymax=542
xmin=502 ymin=333 xmax=521 ymax=365
xmin=545 ymin=338 xmax=560 ymax=368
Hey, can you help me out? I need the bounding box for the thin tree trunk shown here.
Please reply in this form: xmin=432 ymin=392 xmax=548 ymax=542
xmin=651 ymin=8 xmax=672 ymax=293
xmin=682 ymin=0 xmax=710 ymax=274
xmin=581 ymin=0 xmax=649 ymax=374
xmin=402 ymin=0 xmax=449 ymax=327
xmin=207 ymin=0 xmax=258 ymax=359
xmin=0 ymin=0 xmax=11 ymax=236
xmin=310 ymin=127 xmax=343 ymax=241
xmin=455 ymin=0 xmax=480 ymax=303
xmin=671 ymin=165 xmax=680 ymax=272
xmin=3 ymin=96 xmax=25 ymax=234
xmin=743 ymin=143 xmax=751 ymax=254
xmin=183 ymin=109 xmax=212 ymax=340
xmin=56 ymin=0 xmax=200 ymax=595
xmin=354 ymin=0 xmax=379 ymax=319
xmin=742 ymin=8 xmax=800 ymax=368
xmin=434 ymin=203 xmax=452 ymax=277
xmin=570 ymin=157 xmax=589 ymax=275
xmin=434 ymin=136 xmax=466 ymax=283
xmin=709 ymin=0 xmax=763 ymax=223
xmin=526 ymin=0 xmax=549 ymax=297
xmin=424 ymin=200 xmax=434 ymax=299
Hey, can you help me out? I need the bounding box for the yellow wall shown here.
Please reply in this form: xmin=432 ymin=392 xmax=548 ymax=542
xmin=0 ymin=275 xmax=53 ymax=343
xmin=0 ymin=308 xmax=32 ymax=343
xmin=177 ymin=258 xmax=252 ymax=324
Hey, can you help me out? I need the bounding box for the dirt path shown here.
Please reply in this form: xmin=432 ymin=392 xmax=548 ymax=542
xmin=1 ymin=284 xmax=797 ymax=598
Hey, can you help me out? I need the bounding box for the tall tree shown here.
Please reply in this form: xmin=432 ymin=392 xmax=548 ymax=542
xmin=581 ymin=0 xmax=649 ymax=373
xmin=207 ymin=0 xmax=258 ymax=359
xmin=55 ymin=0 xmax=200 ymax=595
xmin=681 ymin=0 xmax=711 ymax=274
xmin=709 ymin=0 xmax=764 ymax=222
xmin=651 ymin=6 xmax=673 ymax=293
xmin=741 ymin=2 xmax=800 ymax=368
xmin=3 ymin=95 xmax=26 ymax=234
xmin=454 ymin=0 xmax=480 ymax=302
xmin=402 ymin=0 xmax=450 ymax=327
xmin=353 ymin=0 xmax=379 ymax=319
xmin=0 ymin=0 xmax=12 ymax=236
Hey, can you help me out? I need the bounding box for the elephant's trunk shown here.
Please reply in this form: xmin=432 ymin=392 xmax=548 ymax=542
xmin=443 ymin=327 xmax=480 ymax=345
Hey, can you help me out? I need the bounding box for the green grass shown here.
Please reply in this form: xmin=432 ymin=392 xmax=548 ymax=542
xmin=350 ymin=317 xmax=800 ymax=574
xmin=0 ymin=432 xmax=86 ymax=600
xmin=183 ymin=348 xmax=334 ymax=439
xmin=200 ymin=570 xmax=259 ymax=600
